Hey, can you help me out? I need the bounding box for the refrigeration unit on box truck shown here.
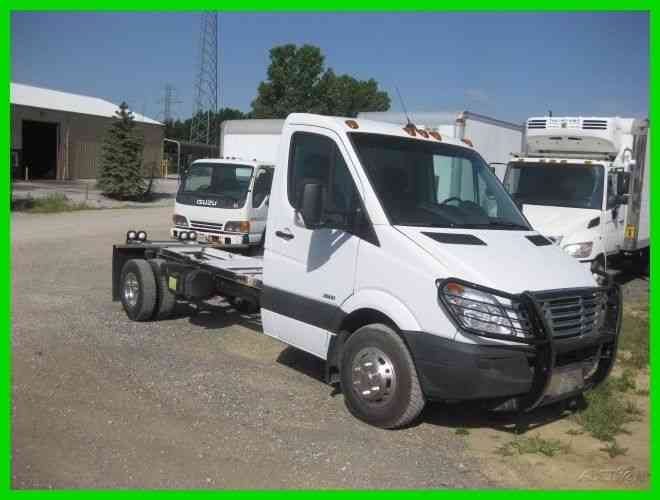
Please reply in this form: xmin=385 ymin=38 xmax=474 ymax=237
xmin=503 ymin=116 xmax=649 ymax=272
xmin=358 ymin=110 xmax=524 ymax=180
xmin=113 ymin=114 xmax=621 ymax=429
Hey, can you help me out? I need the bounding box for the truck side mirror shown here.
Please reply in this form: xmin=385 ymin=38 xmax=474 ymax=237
xmin=300 ymin=183 xmax=324 ymax=229
xmin=617 ymin=172 xmax=631 ymax=195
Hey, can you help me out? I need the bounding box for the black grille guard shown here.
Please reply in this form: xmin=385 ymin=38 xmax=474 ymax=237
xmin=437 ymin=277 xmax=623 ymax=411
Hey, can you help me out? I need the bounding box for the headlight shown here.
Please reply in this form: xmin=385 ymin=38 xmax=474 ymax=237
xmin=563 ymin=242 xmax=593 ymax=258
xmin=224 ymin=221 xmax=250 ymax=233
xmin=440 ymin=281 xmax=530 ymax=339
xmin=172 ymin=214 xmax=188 ymax=226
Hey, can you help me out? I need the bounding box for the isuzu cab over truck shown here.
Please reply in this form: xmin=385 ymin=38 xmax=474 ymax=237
xmin=113 ymin=114 xmax=621 ymax=429
xmin=172 ymin=158 xmax=274 ymax=250
xmin=504 ymin=116 xmax=649 ymax=271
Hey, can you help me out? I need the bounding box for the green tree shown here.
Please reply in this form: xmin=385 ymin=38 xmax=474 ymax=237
xmin=251 ymin=44 xmax=390 ymax=118
xmin=97 ymin=102 xmax=145 ymax=199
xmin=164 ymin=108 xmax=248 ymax=143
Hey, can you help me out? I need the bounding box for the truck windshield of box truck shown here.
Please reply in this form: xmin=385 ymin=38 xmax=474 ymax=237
xmin=179 ymin=162 xmax=254 ymax=209
xmin=505 ymin=162 xmax=605 ymax=210
xmin=349 ymin=133 xmax=530 ymax=230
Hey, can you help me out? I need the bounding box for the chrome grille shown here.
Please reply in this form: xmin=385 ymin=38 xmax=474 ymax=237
xmin=190 ymin=220 xmax=223 ymax=233
xmin=537 ymin=290 xmax=606 ymax=338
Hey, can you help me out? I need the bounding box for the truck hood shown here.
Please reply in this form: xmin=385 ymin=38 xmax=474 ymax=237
xmin=396 ymin=226 xmax=596 ymax=294
xmin=521 ymin=205 xmax=600 ymax=240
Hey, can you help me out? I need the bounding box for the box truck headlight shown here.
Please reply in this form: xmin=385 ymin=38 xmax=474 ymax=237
xmin=224 ymin=221 xmax=250 ymax=233
xmin=172 ymin=214 xmax=188 ymax=227
xmin=440 ymin=281 xmax=529 ymax=338
xmin=563 ymin=242 xmax=593 ymax=259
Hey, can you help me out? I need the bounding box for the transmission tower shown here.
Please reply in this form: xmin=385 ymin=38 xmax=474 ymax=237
xmin=158 ymin=84 xmax=182 ymax=122
xmin=190 ymin=11 xmax=218 ymax=145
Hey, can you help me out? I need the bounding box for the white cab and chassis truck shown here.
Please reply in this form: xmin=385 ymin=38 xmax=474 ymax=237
xmin=113 ymin=114 xmax=622 ymax=428
xmin=504 ymin=116 xmax=650 ymax=270
xmin=172 ymin=158 xmax=275 ymax=249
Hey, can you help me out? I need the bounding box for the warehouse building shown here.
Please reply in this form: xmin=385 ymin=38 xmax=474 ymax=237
xmin=10 ymin=82 xmax=164 ymax=180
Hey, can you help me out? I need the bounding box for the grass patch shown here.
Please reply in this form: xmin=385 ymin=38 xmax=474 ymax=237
xmin=635 ymin=388 xmax=650 ymax=396
xmin=12 ymin=194 xmax=95 ymax=213
xmin=574 ymin=379 xmax=638 ymax=441
xmin=609 ymin=368 xmax=637 ymax=393
xmin=495 ymin=435 xmax=569 ymax=458
xmin=624 ymin=400 xmax=643 ymax=418
xmin=600 ymin=440 xmax=628 ymax=458
xmin=566 ymin=429 xmax=584 ymax=436
xmin=454 ymin=428 xmax=470 ymax=436
xmin=619 ymin=310 xmax=649 ymax=369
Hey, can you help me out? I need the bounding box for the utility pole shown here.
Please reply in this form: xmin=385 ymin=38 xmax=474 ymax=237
xmin=158 ymin=84 xmax=182 ymax=123
xmin=190 ymin=11 xmax=218 ymax=146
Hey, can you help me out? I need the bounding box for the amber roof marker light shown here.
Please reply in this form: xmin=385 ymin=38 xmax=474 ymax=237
xmin=429 ymin=131 xmax=443 ymax=141
xmin=345 ymin=119 xmax=359 ymax=129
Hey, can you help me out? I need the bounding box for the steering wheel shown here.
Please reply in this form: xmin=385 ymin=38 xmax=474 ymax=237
xmin=440 ymin=196 xmax=462 ymax=205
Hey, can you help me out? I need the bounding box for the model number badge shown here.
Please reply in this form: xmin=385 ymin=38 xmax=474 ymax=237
xmin=196 ymin=199 xmax=217 ymax=207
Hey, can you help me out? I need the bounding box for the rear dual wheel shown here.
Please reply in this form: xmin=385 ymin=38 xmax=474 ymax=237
xmin=120 ymin=258 xmax=176 ymax=321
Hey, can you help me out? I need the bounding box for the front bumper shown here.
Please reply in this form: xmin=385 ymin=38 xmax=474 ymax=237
xmin=404 ymin=282 xmax=622 ymax=411
xmin=170 ymin=227 xmax=250 ymax=248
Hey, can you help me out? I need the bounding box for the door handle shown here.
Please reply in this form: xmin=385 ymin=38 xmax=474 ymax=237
xmin=275 ymin=229 xmax=294 ymax=240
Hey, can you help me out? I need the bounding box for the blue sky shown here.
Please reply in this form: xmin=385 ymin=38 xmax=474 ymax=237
xmin=11 ymin=11 xmax=649 ymax=123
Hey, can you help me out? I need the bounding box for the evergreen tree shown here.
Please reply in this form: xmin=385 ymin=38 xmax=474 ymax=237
xmin=98 ymin=102 xmax=145 ymax=199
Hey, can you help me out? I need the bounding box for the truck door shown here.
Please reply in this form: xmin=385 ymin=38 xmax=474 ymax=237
xmin=262 ymin=127 xmax=360 ymax=359
xmin=250 ymin=166 xmax=274 ymax=242
xmin=602 ymin=171 xmax=625 ymax=258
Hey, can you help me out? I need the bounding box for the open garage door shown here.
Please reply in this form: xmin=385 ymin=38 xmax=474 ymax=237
xmin=22 ymin=120 xmax=58 ymax=179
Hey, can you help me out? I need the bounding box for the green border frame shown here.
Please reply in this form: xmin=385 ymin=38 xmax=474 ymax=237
xmin=2 ymin=3 xmax=654 ymax=494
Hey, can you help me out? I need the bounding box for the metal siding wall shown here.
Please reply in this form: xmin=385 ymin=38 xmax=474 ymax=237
xmin=11 ymin=105 xmax=163 ymax=179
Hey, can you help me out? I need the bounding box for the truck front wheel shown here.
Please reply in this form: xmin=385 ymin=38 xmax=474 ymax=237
xmin=120 ymin=259 xmax=157 ymax=321
xmin=340 ymin=324 xmax=425 ymax=428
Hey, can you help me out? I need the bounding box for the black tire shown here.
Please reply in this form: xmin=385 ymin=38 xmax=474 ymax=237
xmin=340 ymin=323 xmax=425 ymax=429
xmin=120 ymin=259 xmax=157 ymax=321
xmin=149 ymin=258 xmax=177 ymax=320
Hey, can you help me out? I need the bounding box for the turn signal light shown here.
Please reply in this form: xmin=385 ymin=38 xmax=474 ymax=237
xmin=461 ymin=138 xmax=474 ymax=147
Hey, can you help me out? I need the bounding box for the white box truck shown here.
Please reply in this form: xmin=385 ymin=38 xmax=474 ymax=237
xmin=503 ymin=116 xmax=650 ymax=272
xmin=220 ymin=119 xmax=285 ymax=163
xmin=170 ymin=120 xmax=285 ymax=251
xmin=358 ymin=110 xmax=524 ymax=180
xmin=114 ymin=114 xmax=621 ymax=429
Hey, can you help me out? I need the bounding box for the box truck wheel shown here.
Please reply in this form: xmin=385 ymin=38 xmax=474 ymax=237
xmin=340 ymin=324 xmax=425 ymax=428
xmin=120 ymin=259 xmax=157 ymax=321
xmin=149 ymin=258 xmax=177 ymax=320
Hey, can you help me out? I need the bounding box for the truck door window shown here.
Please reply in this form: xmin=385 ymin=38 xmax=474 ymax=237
xmin=288 ymin=132 xmax=357 ymax=212
xmin=252 ymin=168 xmax=274 ymax=208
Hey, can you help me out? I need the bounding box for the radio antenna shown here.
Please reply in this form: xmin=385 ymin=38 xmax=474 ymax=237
xmin=396 ymin=86 xmax=414 ymax=126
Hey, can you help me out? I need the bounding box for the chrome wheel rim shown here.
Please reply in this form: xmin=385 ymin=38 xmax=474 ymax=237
xmin=351 ymin=347 xmax=396 ymax=405
xmin=123 ymin=272 xmax=139 ymax=308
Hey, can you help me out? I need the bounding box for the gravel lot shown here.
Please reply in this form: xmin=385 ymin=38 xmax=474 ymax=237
xmin=11 ymin=207 xmax=489 ymax=489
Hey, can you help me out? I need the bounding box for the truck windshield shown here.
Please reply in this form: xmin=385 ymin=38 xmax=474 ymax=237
xmin=504 ymin=163 xmax=604 ymax=210
xmin=349 ymin=133 xmax=530 ymax=230
xmin=180 ymin=163 xmax=254 ymax=208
